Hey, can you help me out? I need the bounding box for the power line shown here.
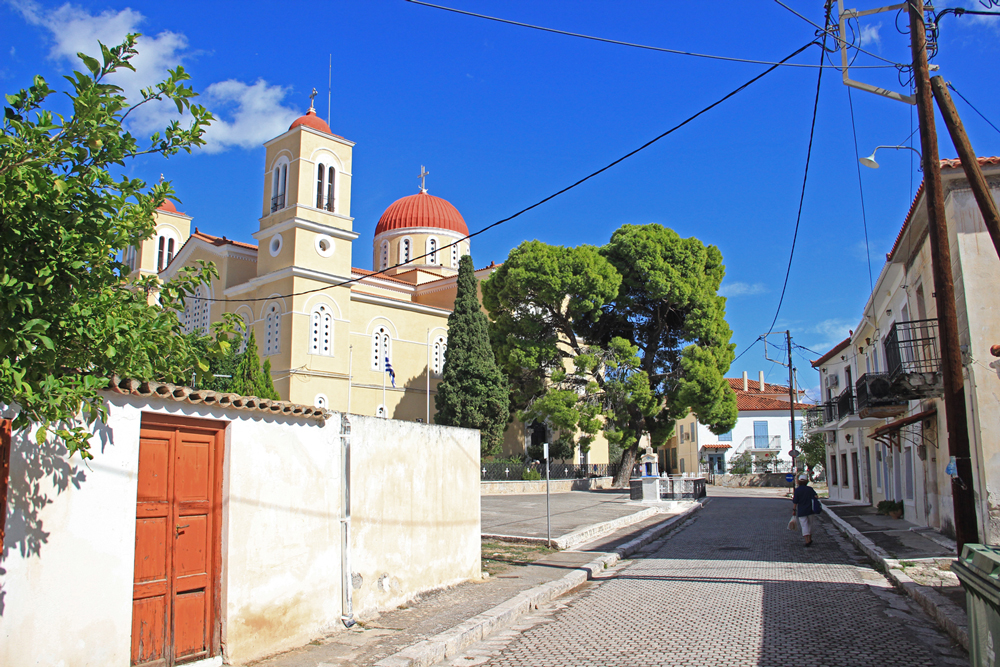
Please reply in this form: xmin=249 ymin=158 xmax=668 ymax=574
xmin=771 ymin=0 xmax=907 ymax=67
xmin=190 ymin=40 xmax=821 ymax=304
xmin=847 ymin=87 xmax=875 ymax=293
xmin=947 ymin=81 xmax=1000 ymax=137
xmin=405 ymin=0 xmax=896 ymax=69
xmin=732 ymin=337 xmax=763 ymax=364
xmin=793 ymin=343 xmax=823 ymax=356
xmin=766 ymin=5 xmax=831 ymax=335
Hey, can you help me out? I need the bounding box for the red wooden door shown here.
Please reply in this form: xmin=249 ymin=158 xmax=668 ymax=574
xmin=132 ymin=416 xmax=224 ymax=666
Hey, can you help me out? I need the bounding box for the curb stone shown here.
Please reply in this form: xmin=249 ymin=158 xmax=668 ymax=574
xmin=372 ymin=501 xmax=704 ymax=667
xmin=482 ymin=506 xmax=661 ymax=550
xmin=822 ymin=503 xmax=969 ymax=651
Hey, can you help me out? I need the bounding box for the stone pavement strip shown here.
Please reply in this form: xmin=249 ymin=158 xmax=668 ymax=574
xmin=245 ymin=500 xmax=701 ymax=667
xmin=446 ymin=490 xmax=968 ymax=667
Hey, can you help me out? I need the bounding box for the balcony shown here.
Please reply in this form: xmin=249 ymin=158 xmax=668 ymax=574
xmin=270 ymin=193 xmax=286 ymax=213
xmin=855 ymin=372 xmax=907 ymax=419
xmin=736 ymin=435 xmax=782 ymax=452
xmin=836 ymin=387 xmax=855 ymax=420
xmin=882 ymin=319 xmax=943 ymax=399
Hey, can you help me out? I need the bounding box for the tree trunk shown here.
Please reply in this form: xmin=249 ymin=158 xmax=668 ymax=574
xmin=614 ymin=444 xmax=639 ymax=488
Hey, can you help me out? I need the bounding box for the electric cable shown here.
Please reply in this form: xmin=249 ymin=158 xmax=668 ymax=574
xmin=772 ymin=0 xmax=907 ymax=66
xmin=947 ymin=81 xmax=1000 ymax=137
xmin=847 ymin=87 xmax=875 ymax=293
xmin=732 ymin=337 xmax=764 ymax=365
xmin=188 ymin=40 xmax=821 ymax=304
xmin=405 ymin=0 xmax=896 ymax=69
xmin=766 ymin=7 xmax=831 ymax=335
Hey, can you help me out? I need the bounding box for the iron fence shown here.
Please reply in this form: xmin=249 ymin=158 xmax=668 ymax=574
xmin=836 ymin=387 xmax=855 ymax=420
xmin=481 ymin=461 xmax=623 ymax=481
xmin=855 ymin=372 xmax=905 ymax=410
xmin=884 ymin=319 xmax=940 ymax=380
xmin=270 ymin=193 xmax=285 ymax=213
xmin=726 ymin=459 xmax=797 ymax=474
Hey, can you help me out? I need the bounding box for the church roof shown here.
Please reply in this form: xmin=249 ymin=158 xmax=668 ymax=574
xmin=374 ymin=191 xmax=469 ymax=236
xmin=157 ymin=199 xmax=178 ymax=213
xmin=289 ymin=108 xmax=343 ymax=138
xmin=190 ymin=230 xmax=259 ymax=252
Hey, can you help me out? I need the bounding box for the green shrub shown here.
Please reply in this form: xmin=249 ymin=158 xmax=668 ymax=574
xmin=876 ymin=500 xmax=904 ymax=515
xmin=522 ymin=470 xmax=542 ymax=481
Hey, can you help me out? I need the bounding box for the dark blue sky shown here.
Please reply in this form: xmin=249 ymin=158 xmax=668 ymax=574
xmin=3 ymin=0 xmax=998 ymax=399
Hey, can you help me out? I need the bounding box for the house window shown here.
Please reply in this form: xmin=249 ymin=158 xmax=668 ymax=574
xmin=679 ymin=424 xmax=685 ymax=441
xmin=400 ymin=238 xmax=411 ymax=264
xmin=432 ymin=336 xmax=447 ymax=375
xmin=789 ymin=419 xmax=803 ymax=440
xmin=718 ymin=430 xmax=733 ymax=442
xmin=427 ymin=238 xmax=438 ymax=264
xmin=841 ymin=453 xmax=849 ymax=488
xmin=380 ymin=241 xmax=389 ymax=270
xmin=753 ymin=421 xmax=769 ymax=448
xmin=875 ymin=445 xmax=882 ymax=490
xmin=372 ymin=326 xmax=391 ymax=371
xmin=265 ymin=304 xmax=281 ymax=356
xmin=904 ymin=445 xmax=914 ymax=501
xmin=310 ymin=304 xmax=333 ymax=356
xmin=829 ymin=455 xmax=839 ymax=486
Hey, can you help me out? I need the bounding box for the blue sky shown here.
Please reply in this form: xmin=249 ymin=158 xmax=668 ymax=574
xmin=2 ymin=0 xmax=998 ymax=400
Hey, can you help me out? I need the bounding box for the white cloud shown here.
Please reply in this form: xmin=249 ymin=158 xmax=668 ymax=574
xmin=9 ymin=1 xmax=298 ymax=152
xmin=807 ymin=318 xmax=854 ymax=342
xmin=859 ymin=22 xmax=882 ymax=49
xmin=719 ymin=282 xmax=768 ymax=297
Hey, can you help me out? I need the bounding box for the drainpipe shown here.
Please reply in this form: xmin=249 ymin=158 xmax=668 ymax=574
xmin=340 ymin=413 xmax=355 ymax=627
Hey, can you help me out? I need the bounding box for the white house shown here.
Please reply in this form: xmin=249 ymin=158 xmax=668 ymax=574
xmin=808 ymin=157 xmax=1000 ymax=541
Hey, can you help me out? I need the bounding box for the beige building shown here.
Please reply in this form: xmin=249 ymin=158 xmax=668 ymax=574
xmin=130 ymin=102 xmax=607 ymax=464
xmin=808 ymin=157 xmax=1000 ymax=541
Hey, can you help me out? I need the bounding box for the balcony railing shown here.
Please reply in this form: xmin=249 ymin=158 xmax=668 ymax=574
xmin=855 ymin=372 xmax=906 ymax=411
xmin=270 ymin=193 xmax=286 ymax=213
xmin=884 ymin=319 xmax=940 ymax=381
xmin=836 ymin=387 xmax=856 ymax=420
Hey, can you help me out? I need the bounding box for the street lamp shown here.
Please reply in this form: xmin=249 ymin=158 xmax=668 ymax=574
xmin=859 ymin=145 xmax=923 ymax=169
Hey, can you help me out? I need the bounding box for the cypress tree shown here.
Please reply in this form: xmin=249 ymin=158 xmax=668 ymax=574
xmin=435 ymin=254 xmax=509 ymax=455
xmin=230 ymin=330 xmax=280 ymax=400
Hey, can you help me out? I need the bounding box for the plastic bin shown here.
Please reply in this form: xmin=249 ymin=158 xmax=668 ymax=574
xmin=953 ymin=543 xmax=1000 ymax=666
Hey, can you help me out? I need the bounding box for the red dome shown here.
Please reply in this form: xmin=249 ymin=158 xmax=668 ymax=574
xmin=157 ymin=199 xmax=177 ymax=213
xmin=375 ymin=192 xmax=469 ymax=236
xmin=289 ymin=108 xmax=333 ymax=135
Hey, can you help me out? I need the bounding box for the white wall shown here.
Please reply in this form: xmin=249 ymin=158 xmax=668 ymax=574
xmin=349 ymin=415 xmax=481 ymax=618
xmin=1 ymin=396 xmax=482 ymax=667
xmin=697 ymin=410 xmax=802 ymax=465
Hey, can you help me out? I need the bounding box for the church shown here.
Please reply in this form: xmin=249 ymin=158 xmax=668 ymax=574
xmin=126 ymin=99 xmax=610 ymax=465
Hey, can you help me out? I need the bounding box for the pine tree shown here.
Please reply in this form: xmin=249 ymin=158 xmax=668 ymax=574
xmin=230 ymin=330 xmax=280 ymax=400
xmin=435 ymin=255 xmax=509 ymax=455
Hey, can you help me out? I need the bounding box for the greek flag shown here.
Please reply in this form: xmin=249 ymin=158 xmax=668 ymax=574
xmin=385 ymin=356 xmax=396 ymax=387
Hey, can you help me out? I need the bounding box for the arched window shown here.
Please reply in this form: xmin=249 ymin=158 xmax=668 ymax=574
xmin=372 ymin=326 xmax=391 ymax=371
xmin=427 ymin=238 xmax=438 ymax=265
xmin=432 ymin=336 xmax=447 ymax=376
xmin=451 ymin=243 xmax=459 ymax=268
xmin=399 ymin=238 xmax=411 ymax=264
xmin=315 ymin=161 xmax=336 ymax=212
xmin=157 ymin=236 xmax=165 ymax=271
xmin=181 ymin=286 xmax=208 ymax=335
xmin=156 ymin=232 xmax=178 ymax=271
xmin=310 ymin=304 xmax=333 ymax=355
xmin=237 ymin=313 xmax=251 ymax=354
xmin=265 ymin=303 xmax=281 ymax=356
xmin=380 ymin=241 xmax=389 ymax=270
xmin=271 ymin=162 xmax=287 ymax=212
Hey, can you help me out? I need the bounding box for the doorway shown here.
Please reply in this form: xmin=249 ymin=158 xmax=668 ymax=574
xmin=131 ymin=414 xmax=225 ymax=666
xmin=851 ymin=451 xmax=862 ymax=501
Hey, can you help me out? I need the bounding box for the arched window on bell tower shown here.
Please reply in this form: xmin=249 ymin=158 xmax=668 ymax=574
xmin=399 ymin=238 xmax=411 ymax=264
xmin=315 ymin=162 xmax=336 ymax=212
xmin=380 ymin=240 xmax=389 ymax=270
xmin=271 ymin=160 xmax=288 ymax=213
xmin=427 ymin=237 xmax=438 ymax=265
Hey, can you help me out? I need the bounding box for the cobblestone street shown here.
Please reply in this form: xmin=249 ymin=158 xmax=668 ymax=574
xmin=448 ymin=490 xmax=968 ymax=667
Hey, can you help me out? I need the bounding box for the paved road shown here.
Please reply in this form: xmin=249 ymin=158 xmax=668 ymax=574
xmin=481 ymin=490 xmax=638 ymax=538
xmin=448 ymin=490 xmax=968 ymax=667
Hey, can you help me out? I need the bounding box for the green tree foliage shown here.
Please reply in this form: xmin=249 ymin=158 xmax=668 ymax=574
xmin=0 ymin=35 xmax=227 ymax=458
xmin=483 ymin=225 xmax=737 ymax=483
xmin=435 ymin=254 xmax=510 ymax=456
xmin=229 ymin=331 xmax=280 ymax=400
xmin=799 ymin=409 xmax=827 ymax=475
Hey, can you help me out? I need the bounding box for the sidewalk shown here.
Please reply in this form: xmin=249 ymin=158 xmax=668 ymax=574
xmin=822 ymin=500 xmax=968 ymax=650
xmin=246 ymin=496 xmax=701 ymax=667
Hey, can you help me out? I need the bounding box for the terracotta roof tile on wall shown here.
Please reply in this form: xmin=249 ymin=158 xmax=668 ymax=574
xmin=107 ymin=376 xmax=328 ymax=421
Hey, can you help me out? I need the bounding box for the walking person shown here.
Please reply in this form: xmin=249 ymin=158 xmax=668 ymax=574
xmin=791 ymin=474 xmax=818 ymax=546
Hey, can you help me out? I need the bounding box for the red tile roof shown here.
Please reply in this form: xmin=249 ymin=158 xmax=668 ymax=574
xmin=725 ymin=378 xmax=792 ymax=394
xmin=288 ymin=108 xmax=345 ymax=139
xmin=810 ymin=338 xmax=851 ymax=368
xmin=190 ymin=230 xmax=259 ymax=252
xmin=375 ymin=191 xmax=469 ymax=236
xmin=886 ymin=156 xmax=1000 ymax=263
xmin=351 ymin=267 xmax=418 ymax=286
xmin=702 ymin=443 xmax=732 ymax=450
xmin=736 ymin=394 xmax=812 ymax=411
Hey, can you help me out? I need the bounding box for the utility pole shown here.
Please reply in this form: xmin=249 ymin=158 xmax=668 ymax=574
xmin=787 ymin=331 xmax=798 ymax=474
xmin=929 ymin=76 xmax=1000 ymax=261
xmin=908 ymin=0 xmax=980 ymax=550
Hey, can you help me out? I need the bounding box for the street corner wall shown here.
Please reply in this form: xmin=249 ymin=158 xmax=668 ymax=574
xmin=348 ymin=415 xmax=480 ymax=617
xmin=1 ymin=398 xmax=144 ymax=667
xmin=222 ymin=410 xmax=344 ymax=664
